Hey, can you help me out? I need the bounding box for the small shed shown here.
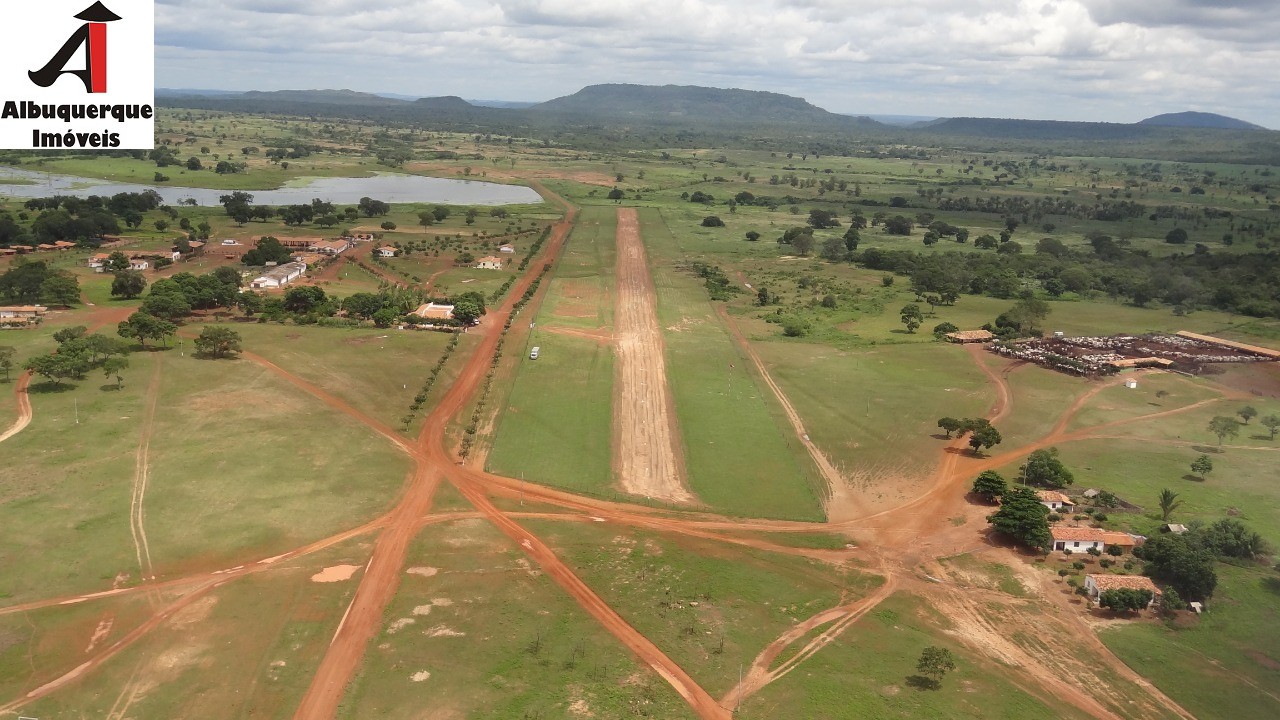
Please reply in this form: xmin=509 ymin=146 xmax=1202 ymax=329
xmin=1161 ymin=523 xmax=1189 ymax=534
xmin=1124 ymin=379 xmax=1138 ymax=389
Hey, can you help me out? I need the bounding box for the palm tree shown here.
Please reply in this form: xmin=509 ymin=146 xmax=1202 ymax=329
xmin=1158 ymin=489 xmax=1182 ymax=522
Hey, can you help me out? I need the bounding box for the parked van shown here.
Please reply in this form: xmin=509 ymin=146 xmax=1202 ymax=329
xmin=530 ymin=346 xmax=540 ymax=360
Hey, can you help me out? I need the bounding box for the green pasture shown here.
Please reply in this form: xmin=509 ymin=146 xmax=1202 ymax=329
xmin=1101 ymin=563 xmax=1280 ymax=720
xmin=642 ymin=207 xmax=826 ymax=521
xmin=740 ymin=592 xmax=1093 ymax=720
xmin=337 ymin=517 xmax=697 ymax=720
xmin=524 ymin=517 xmax=880 ymax=696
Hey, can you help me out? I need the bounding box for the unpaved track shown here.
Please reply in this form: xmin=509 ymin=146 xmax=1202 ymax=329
xmin=612 ymin=208 xmax=692 ymax=503
xmin=0 ymin=372 xmax=32 ymax=444
xmin=128 ymin=360 xmax=164 ymax=581
xmin=716 ymin=304 xmax=864 ymax=520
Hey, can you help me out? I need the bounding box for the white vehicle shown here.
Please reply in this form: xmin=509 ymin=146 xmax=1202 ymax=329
xmin=529 ymin=346 xmax=540 ymax=360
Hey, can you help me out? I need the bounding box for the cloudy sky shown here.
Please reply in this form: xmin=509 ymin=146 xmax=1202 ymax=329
xmin=155 ymin=0 xmax=1278 ymax=127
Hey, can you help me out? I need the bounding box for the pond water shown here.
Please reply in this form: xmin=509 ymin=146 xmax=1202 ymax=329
xmin=0 ymin=166 xmax=543 ymax=206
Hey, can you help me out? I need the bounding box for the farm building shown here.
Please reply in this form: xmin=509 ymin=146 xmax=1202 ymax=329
xmin=129 ymin=259 xmax=150 ymax=271
xmin=10 ymin=245 xmax=35 ymax=254
xmin=311 ymin=239 xmax=350 ymax=255
xmin=376 ymin=246 xmax=398 ymax=258
xmin=1050 ymin=527 xmax=1143 ymax=554
xmin=945 ymin=329 xmax=994 ymax=344
xmin=412 ymin=302 xmax=455 ymax=320
xmin=499 ymin=244 xmax=516 ymax=253
xmin=249 ymin=261 xmax=306 ymax=289
xmin=87 ymin=253 xmax=111 ymax=270
xmin=0 ymin=306 xmax=48 ymax=328
xmin=475 ymin=255 xmax=505 ymax=270
xmin=1161 ymin=523 xmax=1189 ymax=534
xmin=1037 ymin=490 xmax=1075 ymax=513
xmin=276 ymin=237 xmax=322 ymax=250
xmin=294 ymin=252 xmax=325 ymax=268
xmin=1084 ymin=574 xmax=1162 ymax=609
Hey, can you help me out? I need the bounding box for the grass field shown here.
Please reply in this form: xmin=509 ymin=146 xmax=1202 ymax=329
xmin=336 ymin=517 xmax=698 ymax=720
xmin=488 ymin=205 xmax=616 ymax=494
xmin=1101 ymin=563 xmax=1280 ymax=720
xmin=229 ymin=322 xmax=467 ymax=431
xmin=524 ymin=518 xmax=880 ymax=696
xmin=17 ymin=536 xmax=372 ymax=719
xmin=642 ymin=207 xmax=827 ymax=521
xmin=739 ymin=592 xmax=1092 ymax=720
xmin=755 ymin=341 xmax=992 ymax=506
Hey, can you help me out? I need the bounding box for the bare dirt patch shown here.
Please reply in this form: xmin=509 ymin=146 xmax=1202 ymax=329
xmin=406 ymin=566 xmax=439 ymax=577
xmin=311 ymin=564 xmax=361 ymax=583
xmin=611 ymin=208 xmax=693 ymax=504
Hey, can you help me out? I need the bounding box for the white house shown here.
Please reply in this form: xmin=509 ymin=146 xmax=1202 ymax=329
xmin=1037 ymin=490 xmax=1075 ymax=513
xmin=129 ymin=259 xmax=150 ymax=271
xmin=499 ymin=244 xmax=516 ymax=254
xmin=249 ymin=261 xmax=306 ymax=289
xmin=1084 ymin=574 xmax=1161 ymax=610
xmin=311 ymin=239 xmax=350 ymax=255
xmin=412 ymin=302 xmax=454 ymax=320
xmin=1051 ymin=527 xmax=1142 ymax=554
xmin=376 ymin=246 xmax=398 ymax=258
xmin=475 ymin=255 xmax=504 ymax=270
xmin=87 ymin=253 xmax=111 ymax=271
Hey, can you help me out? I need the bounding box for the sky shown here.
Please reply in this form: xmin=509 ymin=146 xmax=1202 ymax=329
xmin=155 ymin=0 xmax=1279 ymax=127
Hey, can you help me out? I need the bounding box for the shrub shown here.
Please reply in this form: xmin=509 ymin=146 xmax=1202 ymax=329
xmin=1072 ymin=561 xmax=1085 ymax=571
xmin=701 ymin=215 xmax=725 ymax=227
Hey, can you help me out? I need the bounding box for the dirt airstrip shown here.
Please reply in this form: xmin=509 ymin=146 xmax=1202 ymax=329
xmin=1 ymin=190 xmax=1245 ymax=720
xmin=611 ymin=208 xmax=694 ymax=504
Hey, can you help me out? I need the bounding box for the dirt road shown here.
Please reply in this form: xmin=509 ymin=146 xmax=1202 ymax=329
xmin=612 ymin=208 xmax=693 ymax=504
xmin=0 ymin=372 xmax=32 ymax=444
xmin=128 ymin=360 xmax=164 ymax=582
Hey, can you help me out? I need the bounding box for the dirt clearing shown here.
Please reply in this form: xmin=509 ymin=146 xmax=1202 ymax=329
xmin=612 ymin=208 xmax=693 ymax=504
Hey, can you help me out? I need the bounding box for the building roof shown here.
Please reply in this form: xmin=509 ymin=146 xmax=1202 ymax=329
xmin=1086 ymin=574 xmax=1161 ymax=594
xmin=52 ymin=240 xmax=76 ymax=248
xmin=412 ymin=302 xmax=455 ymax=319
xmin=1052 ymin=526 xmax=1141 ymax=546
xmin=377 ymin=246 xmax=398 ymax=253
xmin=1108 ymin=357 xmax=1176 ymax=368
xmin=0 ymin=306 xmax=49 ymax=313
xmin=945 ymin=329 xmax=994 ymax=342
xmin=91 ymin=253 xmax=111 ymax=260
xmin=476 ymin=255 xmax=504 ymax=264
xmin=311 ymin=239 xmax=349 ymax=251
xmin=252 ymin=261 xmax=306 ymax=282
xmin=1162 ymin=523 xmax=1189 ymax=534
xmin=1037 ymin=490 xmax=1073 ymax=504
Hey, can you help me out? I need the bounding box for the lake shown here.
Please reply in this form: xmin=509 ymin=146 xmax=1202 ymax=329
xmin=0 ymin=166 xmax=544 ymax=206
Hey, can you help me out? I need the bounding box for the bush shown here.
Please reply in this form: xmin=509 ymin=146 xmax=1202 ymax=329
xmin=701 ymin=216 xmax=725 ymax=227
xmin=1086 ymin=547 xmax=1101 ymax=557
xmin=1072 ymin=561 xmax=1085 ymax=571
xmin=1106 ymin=545 xmax=1124 ymax=557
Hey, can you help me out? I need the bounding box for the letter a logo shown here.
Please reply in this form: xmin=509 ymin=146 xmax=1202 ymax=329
xmin=29 ymin=2 xmax=123 ymax=93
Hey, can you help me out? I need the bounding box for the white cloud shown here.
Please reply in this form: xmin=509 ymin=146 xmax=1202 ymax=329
xmin=153 ymin=0 xmax=1278 ymax=127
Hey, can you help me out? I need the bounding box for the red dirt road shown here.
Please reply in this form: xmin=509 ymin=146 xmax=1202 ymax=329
xmin=0 ymin=372 xmax=32 ymax=444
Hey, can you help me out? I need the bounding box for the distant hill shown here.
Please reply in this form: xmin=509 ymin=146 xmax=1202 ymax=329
xmin=1139 ymin=111 xmax=1266 ymax=131
xmin=530 ymin=83 xmax=882 ymax=128
xmin=412 ymin=96 xmax=476 ymax=112
xmin=238 ymin=89 xmax=407 ymax=107
xmin=918 ymin=117 xmax=1152 ymax=140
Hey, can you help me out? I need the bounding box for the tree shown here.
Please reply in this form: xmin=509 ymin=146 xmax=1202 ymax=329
xmin=606 ymin=187 xmax=624 ymax=201
xmin=987 ymin=487 xmax=1051 ymax=550
xmin=807 ymin=209 xmax=840 ymax=229
xmin=1207 ymin=416 xmax=1239 ymax=446
xmin=117 ymin=312 xmax=176 ymax=349
xmin=111 ymin=270 xmax=147 ymax=299
xmin=140 ymin=292 xmax=192 ymax=321
xmin=820 ymin=236 xmax=846 ymax=262
xmin=282 ymin=285 xmax=328 ymax=314
xmin=372 ymin=306 xmax=399 ymax=328
xmin=701 ymin=216 xmax=725 ymax=227
xmin=1140 ymin=534 xmax=1217 ymax=599
xmin=932 ymin=321 xmax=958 ymax=338
xmin=1099 ymin=588 xmax=1154 ymax=613
xmin=1160 ymin=586 xmax=1183 ymax=614
xmin=971 ymin=471 xmax=1008 ymax=503
xmin=0 ymin=345 xmax=14 ymax=383
xmin=791 ymin=232 xmax=814 ymax=256
xmin=1189 ymin=455 xmax=1213 ymax=480
xmin=380 ymin=221 xmax=397 ymax=230
xmin=914 ymin=646 xmax=956 ymax=689
xmin=1001 ymin=297 xmax=1051 ymax=335
xmin=968 ymin=424 xmax=1002 ymax=454
xmin=937 ymin=417 xmax=962 ymax=438
xmin=105 ymin=251 xmax=131 ymax=273
xmin=41 ymin=273 xmax=81 ymax=307
xmin=451 ymin=298 xmax=484 ymax=325
xmin=1200 ymin=518 xmax=1269 ymax=559
xmin=193 ymin=326 xmax=243 ymax=358
xmin=1262 ymin=414 xmax=1280 ymax=440
xmin=884 ymin=215 xmax=913 ymax=235
xmin=236 ymin=291 xmax=264 ymax=316
xmin=1158 ymin=489 xmax=1183 ymax=521
xmin=900 ymin=304 xmax=923 ymax=333
xmin=1022 ymin=448 xmax=1074 ymax=488
xmin=1164 ymin=228 xmax=1189 ymax=244
xmin=353 ymin=197 xmax=388 ymax=217
xmin=1237 ymin=406 xmax=1257 ymax=424
xmin=186 ymin=156 xmax=202 ymax=171
xmin=52 ymin=326 xmax=87 ymax=345
xmin=25 ymin=352 xmax=90 ymax=386
xmin=744 ymin=231 xmax=760 ymax=242
xmin=102 ymin=356 xmax=128 ymax=389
